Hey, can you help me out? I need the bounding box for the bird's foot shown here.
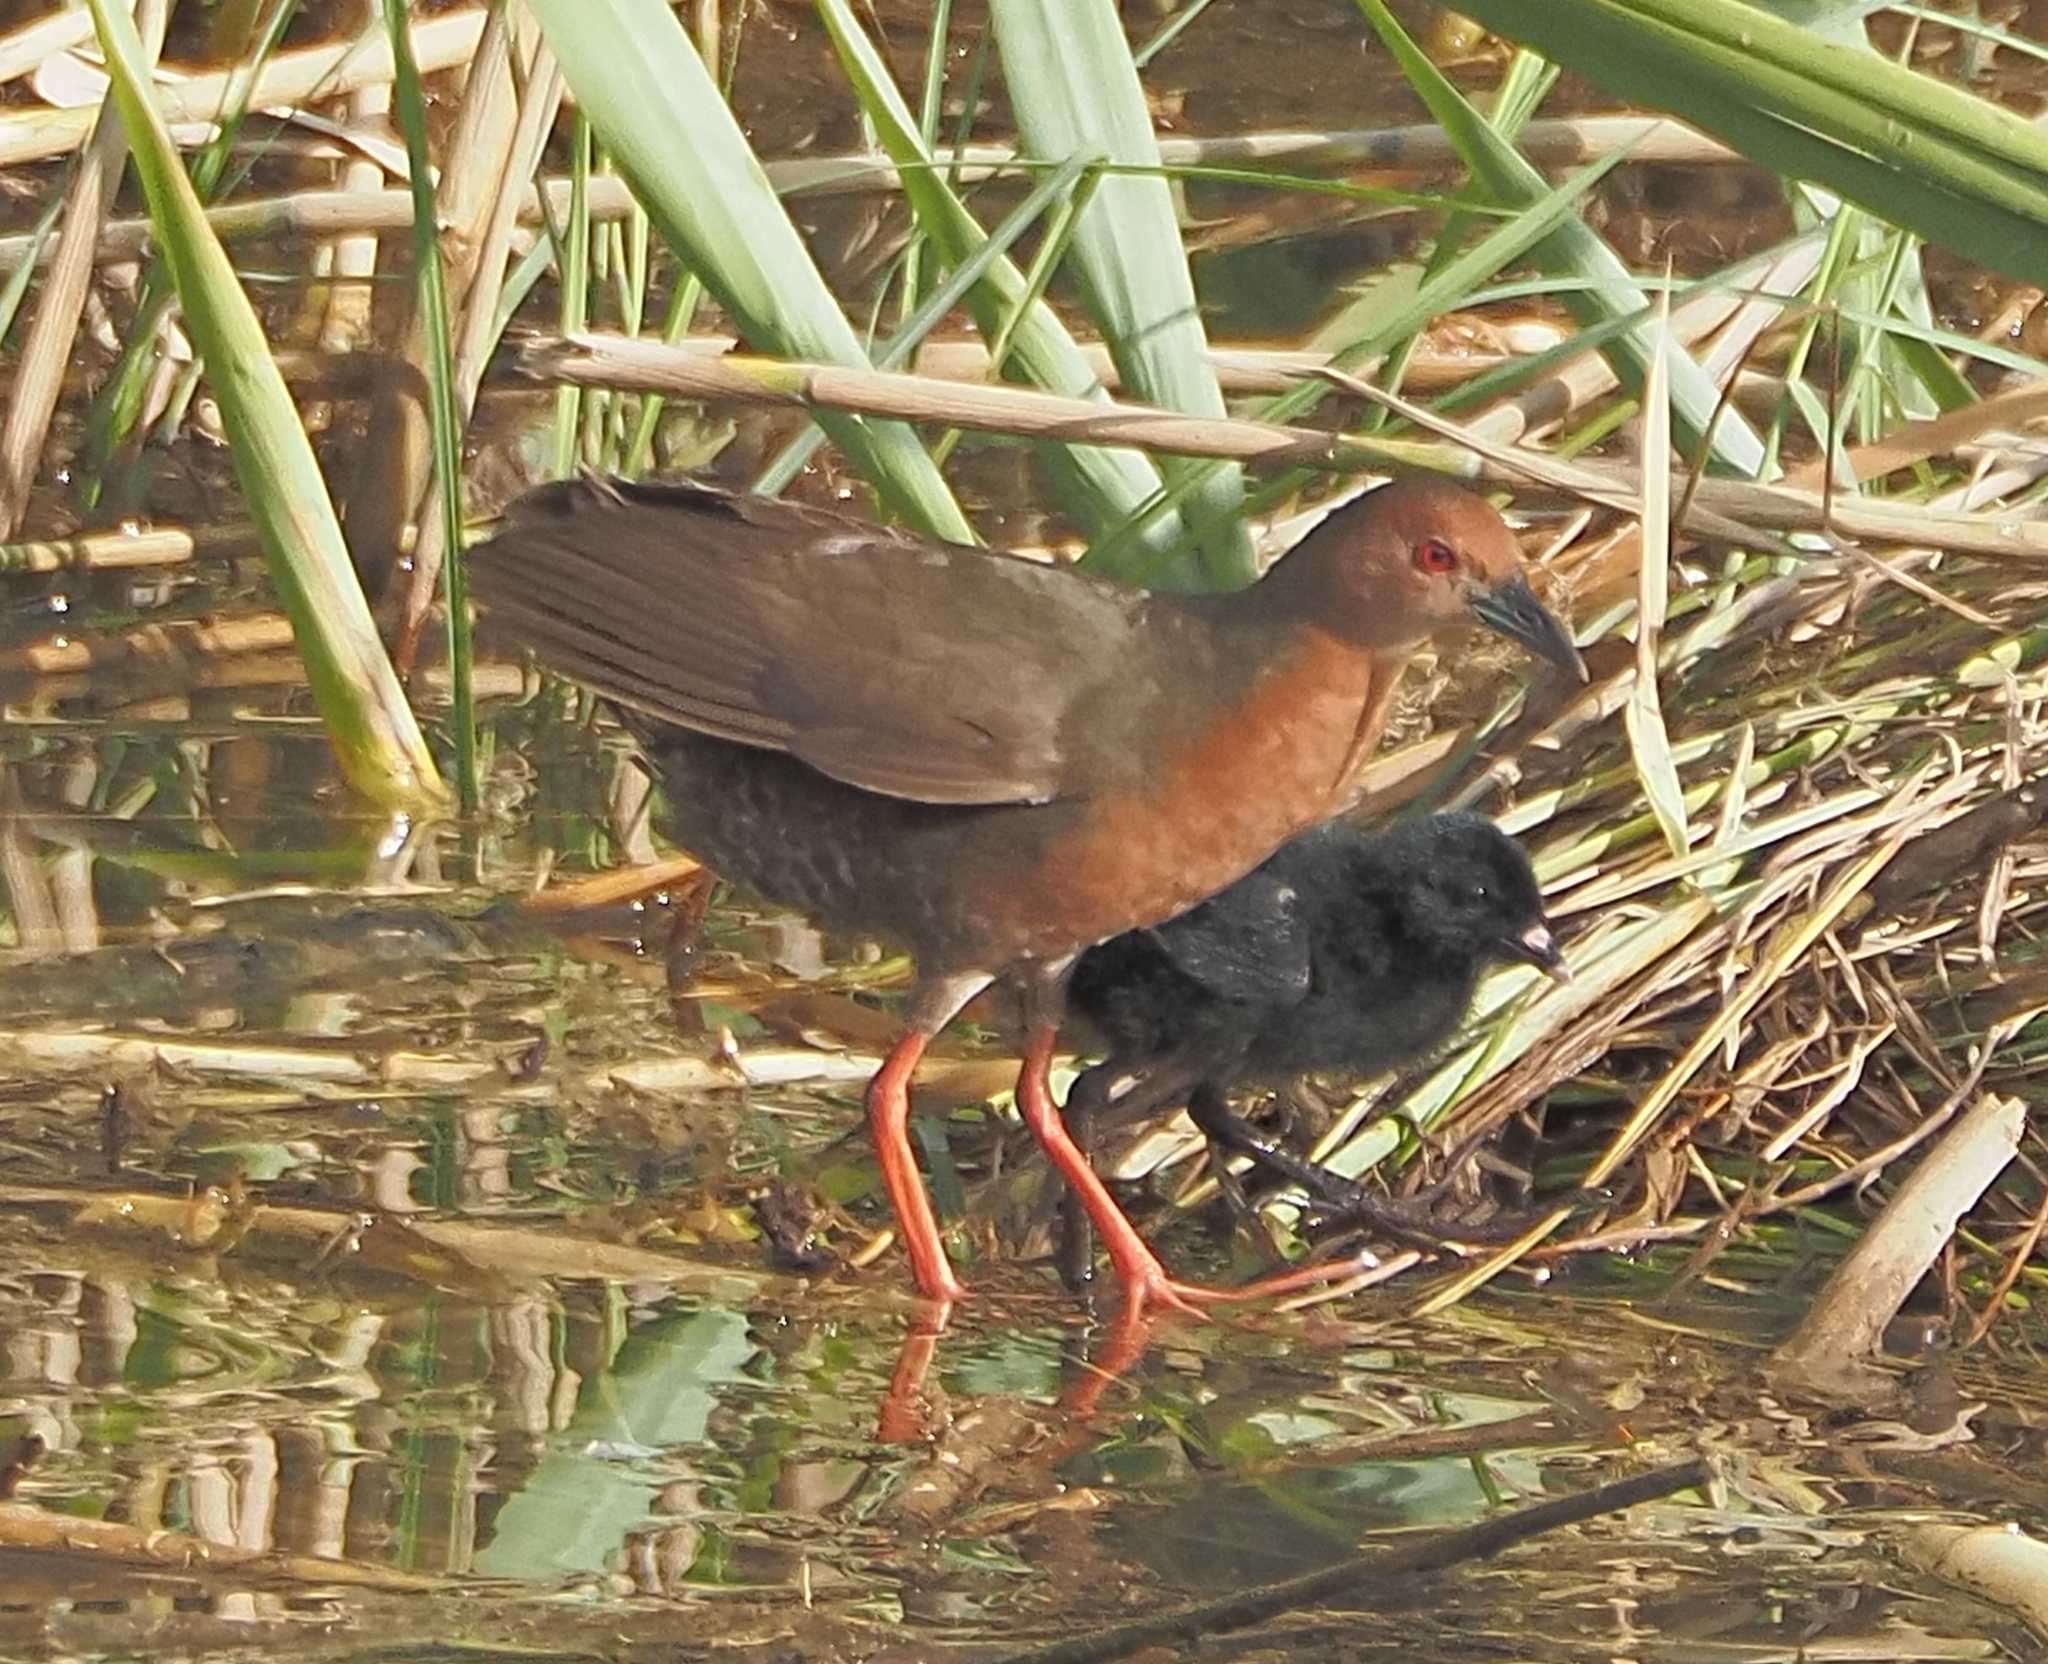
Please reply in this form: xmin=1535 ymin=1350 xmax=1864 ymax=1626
xmin=1104 ymin=1242 xmax=1371 ymax=1322
xmin=1112 ymin=1265 xmax=1218 ymax=1324
xmin=1314 ymin=1186 xmax=1607 ymax=1249
xmin=1096 ymin=1232 xmax=1225 ymax=1321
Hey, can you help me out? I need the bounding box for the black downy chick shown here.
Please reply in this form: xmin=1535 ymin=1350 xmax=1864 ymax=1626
xmin=1059 ymin=811 xmax=1565 ymax=1288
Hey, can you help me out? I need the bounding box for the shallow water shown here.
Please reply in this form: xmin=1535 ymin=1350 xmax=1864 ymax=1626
xmin=1 ymin=0 xmax=2046 ymax=1658
xmin=0 ymin=765 xmax=2040 ymax=1661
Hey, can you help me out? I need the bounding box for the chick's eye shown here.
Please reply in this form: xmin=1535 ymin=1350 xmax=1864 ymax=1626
xmin=1414 ymin=537 xmax=1458 ymax=575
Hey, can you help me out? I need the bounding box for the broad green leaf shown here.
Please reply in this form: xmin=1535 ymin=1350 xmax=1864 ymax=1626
xmin=1446 ymin=0 xmax=2048 ymax=288
xmin=1358 ymin=0 xmax=1768 ymax=479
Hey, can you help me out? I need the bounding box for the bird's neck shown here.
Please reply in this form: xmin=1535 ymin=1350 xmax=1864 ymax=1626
xmin=1190 ymin=617 xmax=1400 ymax=821
xmin=1330 ymin=639 xmax=1412 ymax=798
xmin=1202 ymin=596 xmax=1417 ymax=810
xmin=1233 ymin=616 xmax=1419 ymax=840
xmin=987 ymin=621 xmax=1410 ymax=955
xmin=1248 ymin=529 xmax=1430 ymax=658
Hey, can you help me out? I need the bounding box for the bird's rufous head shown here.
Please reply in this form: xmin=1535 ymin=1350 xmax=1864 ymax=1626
xmin=1280 ymin=477 xmax=1586 ymax=681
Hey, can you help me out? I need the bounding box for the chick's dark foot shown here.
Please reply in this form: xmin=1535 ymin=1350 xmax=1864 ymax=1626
xmin=1312 ymin=1183 xmax=1612 ymax=1248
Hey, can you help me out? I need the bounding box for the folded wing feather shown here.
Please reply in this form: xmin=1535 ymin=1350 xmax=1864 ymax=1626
xmin=469 ymin=477 xmax=1158 ymax=806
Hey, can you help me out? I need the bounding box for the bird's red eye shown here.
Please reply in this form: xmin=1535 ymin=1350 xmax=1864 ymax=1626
xmin=1414 ymin=537 xmax=1458 ymax=575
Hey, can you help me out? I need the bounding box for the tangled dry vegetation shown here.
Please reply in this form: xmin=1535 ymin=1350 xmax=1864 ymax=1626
xmin=0 ymin=3 xmax=2041 ymax=1351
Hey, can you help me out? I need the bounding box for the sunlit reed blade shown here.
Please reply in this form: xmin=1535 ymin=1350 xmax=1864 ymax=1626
xmin=989 ymin=0 xmax=1254 ymax=588
xmin=525 ymin=0 xmax=972 ymax=542
xmin=82 ymin=0 xmax=445 ymax=812
xmin=1623 ymin=280 xmax=1691 ymax=860
xmin=1451 ymin=0 xmax=2048 ymax=288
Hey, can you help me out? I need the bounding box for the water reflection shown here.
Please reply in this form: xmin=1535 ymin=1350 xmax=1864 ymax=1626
xmin=476 ymin=1304 xmax=756 ymax=1583
xmin=0 ymin=728 xmax=2028 ymax=1660
xmin=0 ymin=1226 xmax=1607 ymax=1592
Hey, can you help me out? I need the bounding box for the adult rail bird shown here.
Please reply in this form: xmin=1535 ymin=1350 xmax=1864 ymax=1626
xmin=470 ymin=476 xmax=1582 ymax=1315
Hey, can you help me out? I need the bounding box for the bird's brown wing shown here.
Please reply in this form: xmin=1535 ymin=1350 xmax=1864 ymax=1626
xmin=469 ymin=477 xmax=1159 ymax=805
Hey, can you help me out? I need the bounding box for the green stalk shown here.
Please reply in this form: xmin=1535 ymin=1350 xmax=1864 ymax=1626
xmin=894 ymin=0 xmax=952 ymax=323
xmin=754 ymin=156 xmax=1091 ymax=496
xmin=931 ymin=163 xmax=1104 ymax=470
xmin=990 ymin=0 xmax=1252 ymax=587
xmin=0 ymin=185 xmax=65 ymax=345
xmin=83 ymin=0 xmax=443 ymax=811
xmin=622 ymin=273 xmax=706 ymax=479
xmin=385 ymin=0 xmax=476 ymax=813
xmin=526 ymin=0 xmax=971 ymax=540
xmin=551 ymin=114 xmax=592 ymax=478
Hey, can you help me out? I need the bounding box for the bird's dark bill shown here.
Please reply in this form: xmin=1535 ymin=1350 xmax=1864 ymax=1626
xmin=1506 ymin=921 xmax=1571 ymax=982
xmin=1470 ymin=575 xmax=1588 ymax=682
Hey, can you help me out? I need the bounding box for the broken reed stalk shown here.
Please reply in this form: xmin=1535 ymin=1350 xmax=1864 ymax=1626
xmin=984 ymin=1457 xmax=1715 ymax=1664
xmin=0 ymin=7 xmax=96 ymax=86
xmin=1770 ymin=1091 xmax=2025 ymax=1401
xmin=522 ymin=332 xmax=2048 ymax=561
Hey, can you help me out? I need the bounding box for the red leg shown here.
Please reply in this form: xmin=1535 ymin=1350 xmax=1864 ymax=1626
xmin=866 ymin=1030 xmax=967 ymax=1305
xmin=877 ymin=1305 xmax=950 ymax=1444
xmin=1059 ymin=1304 xmax=1156 ymax=1423
xmin=1016 ymin=1026 xmax=1373 ymax=1319
xmin=1014 ymin=1026 xmax=1204 ymax=1321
